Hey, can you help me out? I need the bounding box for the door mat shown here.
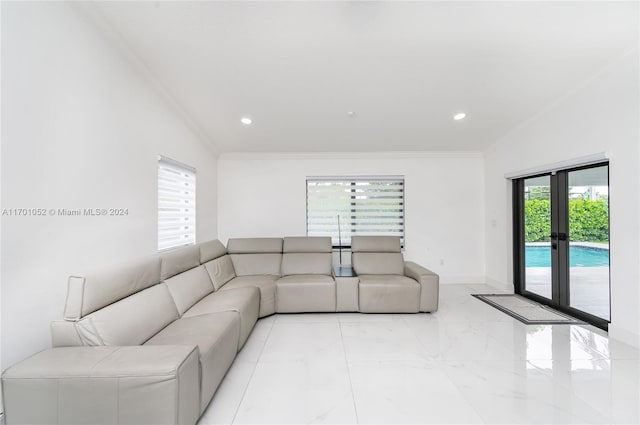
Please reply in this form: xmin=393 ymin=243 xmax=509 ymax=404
xmin=472 ymin=294 xmax=585 ymax=325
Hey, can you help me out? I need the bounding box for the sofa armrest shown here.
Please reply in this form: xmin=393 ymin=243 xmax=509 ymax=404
xmin=2 ymin=345 xmax=200 ymax=425
xmin=404 ymin=261 xmax=439 ymax=312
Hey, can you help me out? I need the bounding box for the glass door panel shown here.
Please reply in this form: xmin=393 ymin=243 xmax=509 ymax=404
xmin=523 ymin=175 xmax=552 ymax=299
xmin=514 ymin=162 xmax=611 ymax=330
xmin=567 ymin=165 xmax=610 ymax=320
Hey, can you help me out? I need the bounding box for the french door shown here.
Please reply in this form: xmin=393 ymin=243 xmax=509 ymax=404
xmin=513 ymin=163 xmax=610 ymax=329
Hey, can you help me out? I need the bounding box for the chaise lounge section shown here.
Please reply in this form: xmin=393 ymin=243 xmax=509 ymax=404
xmin=1 ymin=236 xmax=439 ymax=425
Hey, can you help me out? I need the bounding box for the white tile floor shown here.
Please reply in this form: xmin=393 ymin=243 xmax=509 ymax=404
xmin=198 ymin=284 xmax=640 ymax=424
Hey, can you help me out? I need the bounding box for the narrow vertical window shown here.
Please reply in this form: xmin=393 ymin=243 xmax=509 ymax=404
xmin=158 ymin=156 xmax=196 ymax=251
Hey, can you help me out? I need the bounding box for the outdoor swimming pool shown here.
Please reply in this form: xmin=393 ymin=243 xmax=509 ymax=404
xmin=525 ymin=245 xmax=609 ymax=267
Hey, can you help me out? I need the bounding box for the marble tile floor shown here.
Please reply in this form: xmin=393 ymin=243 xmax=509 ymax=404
xmin=198 ymin=284 xmax=640 ymax=424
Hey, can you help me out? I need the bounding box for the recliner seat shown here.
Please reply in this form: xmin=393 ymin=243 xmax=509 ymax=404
xmin=222 ymin=237 xmax=283 ymax=317
xmin=351 ymin=236 xmax=439 ymax=313
xmin=276 ymin=236 xmax=336 ymax=312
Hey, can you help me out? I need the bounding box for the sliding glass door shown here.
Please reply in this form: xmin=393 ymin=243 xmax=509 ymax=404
xmin=567 ymin=166 xmax=610 ymax=320
xmin=514 ymin=163 xmax=610 ymax=329
xmin=523 ymin=175 xmax=553 ymax=300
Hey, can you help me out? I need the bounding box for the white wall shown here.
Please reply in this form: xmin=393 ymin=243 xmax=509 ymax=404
xmin=218 ymin=153 xmax=485 ymax=284
xmin=484 ymin=51 xmax=640 ymax=347
xmin=1 ymin=3 xmax=218 ymax=370
xmin=0 ymin=1 xmax=3 ymax=410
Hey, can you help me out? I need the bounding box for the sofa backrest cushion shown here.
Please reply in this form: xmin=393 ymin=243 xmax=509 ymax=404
xmin=160 ymin=245 xmax=201 ymax=280
xmin=351 ymin=236 xmax=401 ymax=253
xmin=63 ymin=257 xmax=162 ymax=320
xmin=351 ymin=236 xmax=404 ymax=275
xmin=352 ymin=253 xmax=404 ymax=275
xmin=281 ymin=237 xmax=332 ymax=276
xmin=283 ymin=236 xmax=332 ymax=253
xmin=74 ymin=284 xmax=179 ymax=346
xmin=227 ymin=238 xmax=283 ymax=276
xmin=199 ymin=239 xmax=227 ymax=264
xmin=203 ymin=255 xmax=236 ymax=290
xmin=164 ymin=265 xmax=215 ymax=316
xmin=227 ymin=238 xmax=283 ymax=254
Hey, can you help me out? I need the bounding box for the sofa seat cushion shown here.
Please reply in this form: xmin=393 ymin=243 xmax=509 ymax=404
xmin=276 ymin=275 xmax=336 ymax=313
xmin=145 ymin=312 xmax=240 ymax=414
xmin=183 ymin=287 xmax=260 ymax=350
xmin=220 ymin=275 xmax=277 ymax=318
xmin=358 ymin=275 xmax=420 ymax=313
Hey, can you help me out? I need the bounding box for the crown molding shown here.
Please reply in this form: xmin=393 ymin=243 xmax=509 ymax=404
xmin=219 ymin=151 xmax=483 ymax=161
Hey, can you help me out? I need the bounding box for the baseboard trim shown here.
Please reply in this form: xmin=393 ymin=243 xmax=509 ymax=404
xmin=483 ymin=277 xmax=514 ymax=294
xmin=439 ymin=275 xmax=486 ymax=285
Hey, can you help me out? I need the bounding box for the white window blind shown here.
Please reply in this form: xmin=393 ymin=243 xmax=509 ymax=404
xmin=158 ymin=156 xmax=196 ymax=251
xmin=307 ymin=176 xmax=405 ymax=247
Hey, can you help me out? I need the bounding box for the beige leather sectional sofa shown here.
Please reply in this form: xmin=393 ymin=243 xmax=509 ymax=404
xmin=1 ymin=236 xmax=439 ymax=425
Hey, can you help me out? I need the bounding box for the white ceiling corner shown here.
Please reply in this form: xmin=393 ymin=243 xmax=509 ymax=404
xmin=77 ymin=2 xmax=221 ymax=156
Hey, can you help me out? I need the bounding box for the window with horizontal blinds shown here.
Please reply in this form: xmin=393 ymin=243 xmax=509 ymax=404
xmin=158 ymin=157 xmax=196 ymax=251
xmin=306 ymin=176 xmax=405 ymax=248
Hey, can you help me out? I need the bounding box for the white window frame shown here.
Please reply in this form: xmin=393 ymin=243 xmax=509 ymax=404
xmin=158 ymin=156 xmax=196 ymax=251
xmin=306 ymin=176 xmax=405 ymax=248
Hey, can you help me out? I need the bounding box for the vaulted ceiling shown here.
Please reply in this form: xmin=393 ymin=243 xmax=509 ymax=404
xmin=91 ymin=1 xmax=638 ymax=153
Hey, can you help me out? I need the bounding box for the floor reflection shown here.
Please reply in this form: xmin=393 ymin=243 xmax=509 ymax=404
xmin=521 ymin=324 xmax=639 ymax=423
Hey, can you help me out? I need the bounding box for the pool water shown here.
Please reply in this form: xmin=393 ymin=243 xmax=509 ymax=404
xmin=525 ymin=246 xmax=609 ymax=267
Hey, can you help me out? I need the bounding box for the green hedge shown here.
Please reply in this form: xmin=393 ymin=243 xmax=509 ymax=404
xmin=524 ymin=199 xmax=551 ymax=242
xmin=524 ymin=199 xmax=609 ymax=243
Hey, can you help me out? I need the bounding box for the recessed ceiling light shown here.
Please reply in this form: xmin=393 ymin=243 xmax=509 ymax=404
xmin=453 ymin=113 xmax=466 ymax=121
xmin=347 ymin=111 xmax=356 ymax=118
xmin=241 ymin=117 xmax=252 ymax=125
